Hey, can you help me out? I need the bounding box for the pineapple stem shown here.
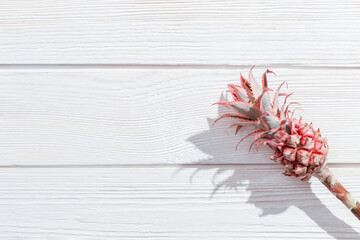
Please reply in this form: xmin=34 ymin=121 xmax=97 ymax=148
xmin=316 ymin=166 xmax=360 ymax=220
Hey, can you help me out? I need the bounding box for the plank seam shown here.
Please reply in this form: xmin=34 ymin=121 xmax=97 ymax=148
xmin=0 ymin=163 xmax=357 ymax=168
xmin=0 ymin=64 xmax=360 ymax=70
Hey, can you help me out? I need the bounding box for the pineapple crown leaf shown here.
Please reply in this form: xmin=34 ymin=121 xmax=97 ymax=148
xmin=248 ymin=65 xmax=263 ymax=99
xmin=214 ymin=67 xmax=291 ymax=124
xmin=284 ymin=102 xmax=301 ymax=119
xmin=235 ymin=129 xmax=263 ymax=150
xmin=272 ymin=81 xmax=288 ymax=113
xmin=259 ymin=88 xmax=273 ymax=114
xmin=240 ymin=73 xmax=255 ymax=102
xmin=228 ymin=101 xmax=260 ymax=120
xmin=280 ymin=93 xmax=294 ymax=121
xmin=227 ymin=122 xmax=241 ymax=135
xmin=227 ymin=84 xmax=249 ymax=102
xmin=212 ymin=113 xmax=250 ymax=126
xmin=213 ymin=67 xmax=302 ymax=149
xmin=262 ymin=69 xmax=276 ymax=89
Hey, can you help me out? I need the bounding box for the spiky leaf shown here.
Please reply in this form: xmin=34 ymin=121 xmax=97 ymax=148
xmin=240 ymin=74 xmax=255 ymax=102
xmin=273 ymin=81 xmax=287 ymax=113
xmin=259 ymin=89 xmax=273 ymax=114
xmin=248 ymin=66 xmax=263 ymax=99
xmin=260 ymin=112 xmax=280 ymax=130
xmin=228 ymin=84 xmax=249 ymax=102
xmin=228 ymin=102 xmax=260 ymax=120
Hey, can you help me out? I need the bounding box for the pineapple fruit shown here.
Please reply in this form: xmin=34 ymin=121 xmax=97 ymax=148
xmin=214 ymin=67 xmax=360 ymax=220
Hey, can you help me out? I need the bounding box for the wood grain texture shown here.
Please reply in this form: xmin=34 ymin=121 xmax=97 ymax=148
xmin=0 ymin=68 xmax=359 ymax=165
xmin=0 ymin=1 xmax=360 ymax=66
xmin=1 ymin=1 xmax=360 ymax=239
xmin=0 ymin=166 xmax=358 ymax=239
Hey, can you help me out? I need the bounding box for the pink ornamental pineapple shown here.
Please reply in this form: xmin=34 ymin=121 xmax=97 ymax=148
xmin=214 ymin=67 xmax=360 ymax=220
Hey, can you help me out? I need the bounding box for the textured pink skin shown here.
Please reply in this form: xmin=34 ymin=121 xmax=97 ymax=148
xmin=268 ymin=118 xmax=328 ymax=180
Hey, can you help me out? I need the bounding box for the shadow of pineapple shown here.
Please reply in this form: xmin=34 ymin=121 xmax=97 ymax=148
xmin=181 ymin=100 xmax=360 ymax=240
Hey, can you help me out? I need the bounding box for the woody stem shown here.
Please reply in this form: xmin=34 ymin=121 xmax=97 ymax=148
xmin=315 ymin=166 xmax=360 ymax=220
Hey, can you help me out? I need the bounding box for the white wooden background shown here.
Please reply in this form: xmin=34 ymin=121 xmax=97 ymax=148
xmin=1 ymin=1 xmax=360 ymax=239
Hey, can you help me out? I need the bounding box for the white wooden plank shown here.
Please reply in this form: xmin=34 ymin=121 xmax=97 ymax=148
xmin=0 ymin=1 xmax=360 ymax=66
xmin=0 ymin=67 xmax=359 ymax=165
xmin=0 ymin=166 xmax=358 ymax=239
